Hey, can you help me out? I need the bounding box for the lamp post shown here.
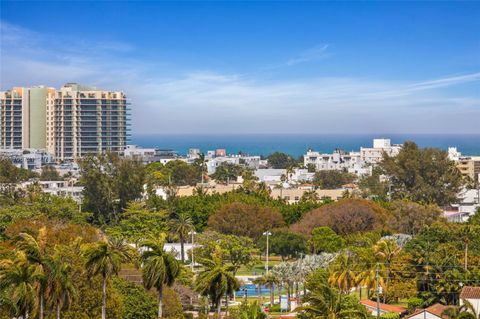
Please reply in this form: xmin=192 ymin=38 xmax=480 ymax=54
xmin=189 ymin=230 xmax=197 ymax=272
xmin=263 ymin=231 xmax=272 ymax=274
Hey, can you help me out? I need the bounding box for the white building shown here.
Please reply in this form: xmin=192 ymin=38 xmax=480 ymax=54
xmin=405 ymin=303 xmax=450 ymax=319
xmin=0 ymin=148 xmax=53 ymax=170
xmin=21 ymin=180 xmax=83 ymax=203
xmin=444 ymin=188 xmax=480 ymax=222
xmin=460 ymin=286 xmax=480 ymax=317
xmin=360 ymin=138 xmax=402 ymax=164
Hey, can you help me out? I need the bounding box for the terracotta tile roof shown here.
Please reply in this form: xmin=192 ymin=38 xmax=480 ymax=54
xmin=360 ymin=299 xmax=407 ymax=314
xmin=460 ymin=286 xmax=480 ymax=299
xmin=405 ymin=303 xmax=452 ymax=319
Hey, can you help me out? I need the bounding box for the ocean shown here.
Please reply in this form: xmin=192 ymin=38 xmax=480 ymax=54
xmin=131 ymin=134 xmax=480 ymax=158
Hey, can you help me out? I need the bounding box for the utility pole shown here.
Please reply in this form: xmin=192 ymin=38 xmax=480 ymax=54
xmin=376 ymin=263 xmax=380 ymax=319
xmin=263 ymin=231 xmax=272 ymax=274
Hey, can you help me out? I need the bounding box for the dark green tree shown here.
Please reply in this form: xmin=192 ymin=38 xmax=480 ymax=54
xmin=210 ymin=163 xmax=244 ymax=184
xmin=313 ymin=170 xmax=356 ymax=189
xmin=267 ymin=152 xmax=297 ymax=169
xmin=309 ymin=227 xmax=346 ymax=253
xmin=258 ymin=231 xmax=307 ymax=261
xmin=380 ymin=141 xmax=464 ymax=206
xmin=79 ymin=153 xmax=145 ymax=224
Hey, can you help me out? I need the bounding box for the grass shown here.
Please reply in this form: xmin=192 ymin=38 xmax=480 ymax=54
xmin=236 ymin=257 xmax=284 ymax=276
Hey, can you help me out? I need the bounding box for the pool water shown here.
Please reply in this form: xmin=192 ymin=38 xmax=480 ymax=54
xmin=236 ymin=284 xmax=275 ymax=297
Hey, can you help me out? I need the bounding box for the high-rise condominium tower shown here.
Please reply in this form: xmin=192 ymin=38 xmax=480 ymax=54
xmin=1 ymin=83 xmax=129 ymax=160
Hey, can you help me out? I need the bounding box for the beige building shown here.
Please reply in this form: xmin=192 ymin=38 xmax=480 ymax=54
xmin=457 ymin=156 xmax=480 ymax=181
xmin=1 ymin=83 xmax=129 ymax=160
xmin=456 ymin=156 xmax=480 ymax=182
xmin=1 ymin=86 xmax=51 ymax=149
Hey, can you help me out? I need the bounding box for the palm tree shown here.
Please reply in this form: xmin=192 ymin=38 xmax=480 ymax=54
xmin=46 ymin=252 xmax=76 ymax=319
xmin=83 ymin=237 xmax=132 ymax=319
xmin=195 ymin=247 xmax=239 ymax=315
xmin=252 ymin=277 xmax=264 ymax=303
xmin=238 ymin=301 xmax=267 ymax=319
xmin=0 ymin=251 xmax=42 ymax=319
xmin=258 ymin=273 xmax=278 ymax=307
xmin=271 ymin=262 xmax=295 ymax=310
xmin=442 ymin=300 xmax=479 ymax=319
xmin=459 ymin=225 xmax=476 ymax=271
xmin=355 ymin=268 xmax=384 ymax=300
xmin=328 ymin=253 xmax=357 ymax=294
xmin=140 ymin=237 xmax=181 ymax=318
xmin=373 ymin=239 xmax=400 ymax=302
xmin=16 ymin=228 xmax=49 ymax=319
xmin=168 ymin=212 xmax=194 ymax=263
xmin=286 ymin=165 xmax=296 ymax=182
xmin=298 ymin=284 xmax=367 ymax=319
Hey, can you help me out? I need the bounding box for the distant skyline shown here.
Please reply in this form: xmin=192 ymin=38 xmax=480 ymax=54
xmin=1 ymin=1 xmax=479 ymax=134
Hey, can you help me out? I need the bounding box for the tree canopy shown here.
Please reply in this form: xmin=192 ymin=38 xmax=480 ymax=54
xmin=380 ymin=141 xmax=464 ymax=206
xmin=207 ymin=202 xmax=285 ymax=239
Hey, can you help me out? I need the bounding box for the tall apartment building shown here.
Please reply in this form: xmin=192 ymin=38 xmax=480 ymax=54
xmin=1 ymin=86 xmax=51 ymax=149
xmin=1 ymin=83 xmax=129 ymax=160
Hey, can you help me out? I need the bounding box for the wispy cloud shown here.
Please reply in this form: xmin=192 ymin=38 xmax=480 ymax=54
xmin=286 ymin=44 xmax=330 ymax=66
xmin=1 ymin=21 xmax=479 ymax=134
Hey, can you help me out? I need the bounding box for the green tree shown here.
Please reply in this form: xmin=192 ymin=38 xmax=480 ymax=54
xmin=168 ymin=212 xmax=194 ymax=263
xmin=105 ymin=202 xmax=167 ymax=245
xmin=195 ymin=231 xmax=257 ymax=275
xmin=15 ymin=228 xmax=50 ymax=319
xmin=83 ymin=238 xmax=133 ymax=319
xmin=373 ymin=239 xmax=401 ymax=303
xmin=309 ymin=227 xmax=346 ymax=254
xmin=79 ymin=153 xmax=145 ymax=224
xmin=112 ymin=277 xmax=158 ymax=319
xmin=195 ymin=247 xmax=239 ymax=314
xmin=46 ymin=251 xmax=76 ymax=319
xmin=0 ymin=158 xmax=36 ymax=203
xmin=380 ymin=141 xmax=464 ymax=206
xmin=0 ymin=251 xmax=41 ymax=319
xmin=259 ymin=231 xmax=307 ymax=261
xmin=328 ymin=252 xmax=358 ymax=294
xmin=139 ymin=237 xmax=181 ymax=318
xmin=40 ymin=165 xmax=63 ymax=181
xmin=298 ymin=284 xmax=368 ymax=319
xmin=238 ymin=301 xmax=267 ymax=319
xmin=211 ymin=163 xmax=244 ymax=184
xmin=267 ymin=152 xmax=297 ymax=169
xmin=358 ymin=167 xmax=389 ymax=200
xmin=146 ymin=160 xmax=200 ymax=187
xmin=313 ymin=170 xmax=356 ymax=189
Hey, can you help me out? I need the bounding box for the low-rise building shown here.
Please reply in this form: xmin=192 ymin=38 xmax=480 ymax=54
xmin=444 ymin=188 xmax=480 ymax=222
xmin=21 ymin=180 xmax=83 ymax=203
xmin=360 ymin=138 xmax=402 ymax=164
xmin=460 ymin=286 xmax=480 ymax=316
xmin=405 ymin=303 xmax=451 ymax=319
xmin=0 ymin=148 xmax=53 ymax=170
xmin=360 ymin=299 xmax=407 ymax=317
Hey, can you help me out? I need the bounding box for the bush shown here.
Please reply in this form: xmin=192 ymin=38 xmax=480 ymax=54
xmin=291 ymin=199 xmax=387 ymax=235
xmin=381 ymin=313 xmax=400 ymax=319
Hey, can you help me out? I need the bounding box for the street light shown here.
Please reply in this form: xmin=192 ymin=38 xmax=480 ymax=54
xmin=189 ymin=230 xmax=197 ymax=272
xmin=263 ymin=231 xmax=272 ymax=274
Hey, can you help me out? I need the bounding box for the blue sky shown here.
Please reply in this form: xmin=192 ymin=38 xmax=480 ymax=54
xmin=1 ymin=1 xmax=479 ymax=134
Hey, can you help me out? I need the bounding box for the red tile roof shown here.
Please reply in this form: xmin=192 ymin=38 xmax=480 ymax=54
xmin=361 ymin=299 xmax=407 ymax=314
xmin=460 ymin=286 xmax=480 ymax=299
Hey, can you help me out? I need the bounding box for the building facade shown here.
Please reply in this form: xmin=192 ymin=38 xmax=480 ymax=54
xmin=1 ymin=83 xmax=129 ymax=160
xmin=1 ymin=86 xmax=52 ymax=149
